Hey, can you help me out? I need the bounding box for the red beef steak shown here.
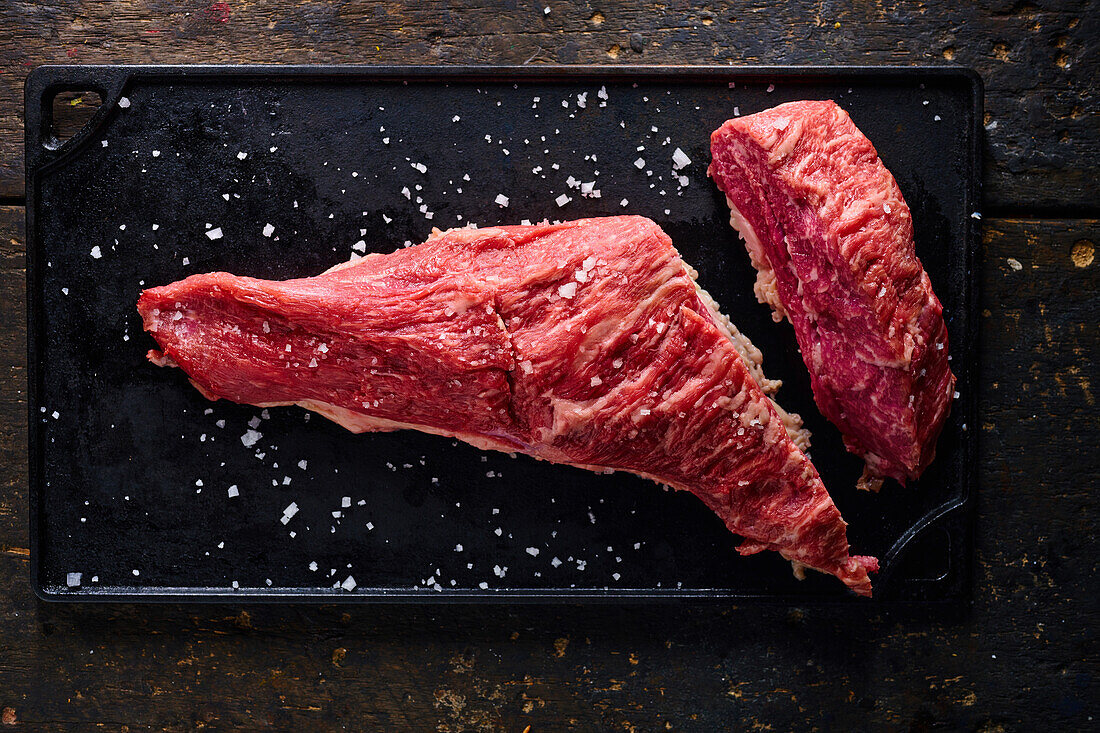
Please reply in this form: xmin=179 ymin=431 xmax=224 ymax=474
xmin=709 ymin=101 xmax=956 ymax=488
xmin=138 ymin=216 xmax=876 ymax=594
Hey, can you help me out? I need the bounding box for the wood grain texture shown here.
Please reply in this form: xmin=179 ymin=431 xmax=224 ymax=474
xmin=1 ymin=206 xmax=1096 ymax=730
xmin=2 ymin=0 xmax=1098 ymax=211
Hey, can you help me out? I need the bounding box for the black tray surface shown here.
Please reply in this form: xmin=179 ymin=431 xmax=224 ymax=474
xmin=25 ymin=65 xmax=980 ymax=602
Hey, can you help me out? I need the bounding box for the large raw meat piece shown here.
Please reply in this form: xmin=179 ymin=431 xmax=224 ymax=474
xmin=709 ymin=101 xmax=956 ymax=488
xmin=138 ymin=216 xmax=876 ymax=594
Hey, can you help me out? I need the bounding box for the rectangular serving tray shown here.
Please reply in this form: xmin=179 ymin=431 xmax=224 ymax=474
xmin=25 ymin=65 xmax=981 ymax=602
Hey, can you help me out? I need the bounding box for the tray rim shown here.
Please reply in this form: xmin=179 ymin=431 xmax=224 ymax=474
xmin=24 ymin=63 xmax=983 ymax=604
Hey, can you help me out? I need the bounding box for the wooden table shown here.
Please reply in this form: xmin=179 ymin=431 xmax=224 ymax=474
xmin=1 ymin=3 xmax=1096 ymax=730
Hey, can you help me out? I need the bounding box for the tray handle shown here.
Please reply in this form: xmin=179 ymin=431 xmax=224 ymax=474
xmin=24 ymin=65 xmax=132 ymax=171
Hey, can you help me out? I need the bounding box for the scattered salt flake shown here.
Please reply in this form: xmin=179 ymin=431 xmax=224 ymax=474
xmin=495 ymin=193 xmax=510 ymax=207
xmin=971 ymin=211 xmax=982 ymax=220
xmin=66 ymin=572 xmax=82 ymax=587
xmin=526 ymin=547 xmax=540 ymax=557
xmin=262 ymin=223 xmax=275 ymax=237
xmin=452 ymin=115 xmax=461 ymax=122
xmin=634 ymin=157 xmax=646 ymax=169
xmin=236 ymin=151 xmax=248 ymax=160
xmin=543 ymin=5 xmax=550 ymax=14
xmin=555 ymin=193 xmax=572 ymax=207
xmin=118 ymin=97 xmax=130 ymax=109
xmin=551 ymin=557 xmax=562 ymax=568
xmin=341 ymin=496 xmax=351 ymax=508
xmin=90 ymin=246 xmax=102 ymax=259
xmin=227 ymin=485 xmax=239 ymax=498
xmin=620 ymin=198 xmax=629 ymax=207
xmin=298 ymin=459 xmax=308 ymax=470
xmin=401 ymin=187 xmax=411 ymax=199
xmin=132 ymin=569 xmax=139 ymax=576
xmin=151 ymin=150 xmax=161 ymax=157
xmin=101 ymin=140 xmax=108 ymax=147
xmin=366 ymin=521 xmax=374 ymax=530
xmin=766 ymin=83 xmax=775 ymax=93
xmin=590 ymin=376 xmax=603 ymax=387
xmin=341 ymin=575 xmax=357 ymax=591
xmin=352 ymin=240 xmax=367 ymax=253
xmin=240 ymin=429 xmax=262 ymax=447
xmin=558 ymin=281 xmax=578 ymax=299
xmin=479 ymin=581 xmax=489 ymax=589
xmin=205 ymin=227 xmax=223 ymax=240
xmin=309 ymin=561 xmax=318 ymax=571
xmin=672 ymin=148 xmax=691 ymax=169
xmin=411 ymin=162 xmax=427 ymax=173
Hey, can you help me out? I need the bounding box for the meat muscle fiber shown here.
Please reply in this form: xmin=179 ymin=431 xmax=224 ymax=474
xmin=138 ymin=216 xmax=876 ymax=595
xmin=709 ymin=101 xmax=956 ymax=488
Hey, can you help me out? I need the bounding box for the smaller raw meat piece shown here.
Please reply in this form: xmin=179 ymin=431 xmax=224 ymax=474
xmin=709 ymin=100 xmax=955 ymax=488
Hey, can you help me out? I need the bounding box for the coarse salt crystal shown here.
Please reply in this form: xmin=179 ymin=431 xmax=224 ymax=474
xmin=634 ymin=157 xmax=646 ymax=169
xmin=205 ymin=227 xmax=223 ymax=240
xmin=240 ymin=429 xmax=262 ymax=447
xmin=236 ymin=151 xmax=247 ymax=160
xmin=262 ymin=223 xmax=275 ymax=237
xmin=495 ymin=193 xmax=510 ymax=207
xmin=558 ymin=282 xmax=578 ymax=299
xmin=526 ymin=547 xmax=540 ymax=557
xmin=590 ymin=376 xmax=602 ymax=386
xmin=90 ymin=246 xmax=102 ymax=259
xmin=672 ymin=148 xmax=691 ymax=169
xmin=520 ymin=360 xmax=534 ymax=374
xmin=341 ymin=575 xmax=357 ymax=591
xmin=66 ymin=572 xmax=81 ymax=587
xmin=555 ymin=193 xmax=572 ymax=207
xmin=118 ymin=97 xmax=130 ymax=108
xmin=227 ymin=485 xmax=239 ymax=498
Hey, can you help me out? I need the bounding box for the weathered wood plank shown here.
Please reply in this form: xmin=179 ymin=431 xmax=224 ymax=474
xmin=0 ymin=208 xmax=1095 ymax=730
xmin=1 ymin=1 xmax=1097 ymax=210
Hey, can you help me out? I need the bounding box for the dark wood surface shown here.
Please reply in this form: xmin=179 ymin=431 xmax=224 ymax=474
xmin=1 ymin=2 xmax=1098 ymax=731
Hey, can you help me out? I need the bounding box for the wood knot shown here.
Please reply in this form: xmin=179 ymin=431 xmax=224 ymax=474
xmin=1071 ymin=240 xmax=1094 ymax=268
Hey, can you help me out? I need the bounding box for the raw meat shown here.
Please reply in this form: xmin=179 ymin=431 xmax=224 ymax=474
xmin=709 ymin=101 xmax=955 ymax=488
xmin=138 ymin=216 xmax=876 ymax=594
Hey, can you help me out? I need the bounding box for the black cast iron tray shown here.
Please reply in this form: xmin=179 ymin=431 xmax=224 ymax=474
xmin=25 ymin=65 xmax=981 ymax=603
